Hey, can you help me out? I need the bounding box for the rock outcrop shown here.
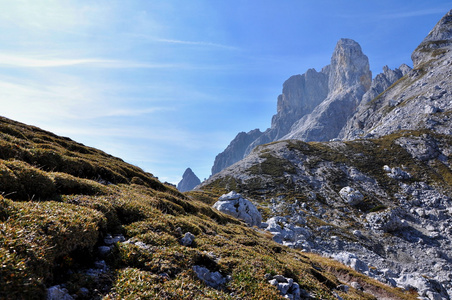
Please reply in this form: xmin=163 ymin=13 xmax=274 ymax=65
xmin=244 ymin=68 xmax=329 ymax=155
xmin=177 ymin=167 xmax=201 ymax=192
xmin=412 ymin=9 xmax=452 ymax=67
xmin=340 ymin=9 xmax=452 ymax=141
xmin=283 ymin=39 xmax=372 ymax=141
xmin=361 ymin=64 xmax=411 ymax=105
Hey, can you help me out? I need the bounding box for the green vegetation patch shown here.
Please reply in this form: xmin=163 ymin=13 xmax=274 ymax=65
xmin=248 ymin=153 xmax=296 ymax=177
xmin=0 ymin=198 xmax=105 ymax=299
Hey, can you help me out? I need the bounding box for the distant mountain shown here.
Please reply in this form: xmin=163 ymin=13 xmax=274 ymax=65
xmin=177 ymin=167 xmax=201 ymax=192
xmin=200 ymin=9 xmax=452 ymax=299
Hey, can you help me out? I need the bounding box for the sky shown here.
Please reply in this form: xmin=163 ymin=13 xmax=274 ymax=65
xmin=0 ymin=1 xmax=450 ymax=184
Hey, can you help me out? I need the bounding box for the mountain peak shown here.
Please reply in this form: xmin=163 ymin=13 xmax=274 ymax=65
xmin=177 ymin=167 xmax=201 ymax=192
xmin=329 ymin=38 xmax=372 ymax=92
xmin=412 ymin=9 xmax=452 ymax=66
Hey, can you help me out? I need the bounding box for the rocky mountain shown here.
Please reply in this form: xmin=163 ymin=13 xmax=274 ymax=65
xmin=177 ymin=167 xmax=201 ymax=192
xmin=211 ymin=38 xmax=401 ymax=175
xmin=200 ymin=9 xmax=452 ymax=300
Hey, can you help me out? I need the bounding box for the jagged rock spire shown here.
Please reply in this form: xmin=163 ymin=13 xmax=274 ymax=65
xmin=177 ymin=168 xmax=201 ymax=192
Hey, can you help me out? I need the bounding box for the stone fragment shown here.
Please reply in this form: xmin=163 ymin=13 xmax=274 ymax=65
xmin=192 ymin=265 xmax=226 ymax=289
xmin=267 ymin=274 xmax=303 ymax=300
xmin=366 ymin=208 xmax=407 ymax=232
xmin=47 ymin=285 xmax=74 ymax=300
xmin=180 ymin=232 xmax=195 ymax=246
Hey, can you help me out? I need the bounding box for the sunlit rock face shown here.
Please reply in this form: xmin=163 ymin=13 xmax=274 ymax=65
xmin=283 ymin=38 xmax=372 ymax=142
xmin=212 ymin=38 xmax=372 ymax=174
xmin=411 ymin=9 xmax=452 ymax=67
xmin=340 ymin=10 xmax=452 ymax=141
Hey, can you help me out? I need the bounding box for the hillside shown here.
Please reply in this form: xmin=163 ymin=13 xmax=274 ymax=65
xmin=0 ymin=116 xmax=419 ymax=299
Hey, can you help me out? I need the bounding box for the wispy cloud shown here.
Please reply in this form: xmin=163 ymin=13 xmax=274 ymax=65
xmin=130 ymin=33 xmax=239 ymax=51
xmin=380 ymin=8 xmax=449 ymax=19
xmin=155 ymin=38 xmax=239 ymax=50
xmin=0 ymin=53 xmax=188 ymax=69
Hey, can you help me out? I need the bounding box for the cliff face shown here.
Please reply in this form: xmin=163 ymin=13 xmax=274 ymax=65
xmin=411 ymin=9 xmax=452 ymax=67
xmin=244 ymin=69 xmax=329 ymax=157
xmin=211 ymin=129 xmax=262 ymax=175
xmin=282 ymin=39 xmax=372 ymax=142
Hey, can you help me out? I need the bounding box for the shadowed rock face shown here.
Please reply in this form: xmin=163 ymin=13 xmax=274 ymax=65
xmin=244 ymin=69 xmax=329 ymax=156
xmin=211 ymin=129 xmax=262 ymax=175
xmin=177 ymin=167 xmax=201 ymax=192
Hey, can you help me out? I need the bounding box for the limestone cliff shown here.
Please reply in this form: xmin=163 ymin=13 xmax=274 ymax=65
xmin=212 ymin=38 xmax=369 ymax=174
xmin=283 ymin=39 xmax=372 ymax=141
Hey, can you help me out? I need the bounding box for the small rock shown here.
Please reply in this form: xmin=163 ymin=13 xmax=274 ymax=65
xmin=78 ymin=287 xmax=89 ymax=297
xmin=104 ymin=234 xmax=125 ymax=245
xmin=337 ymin=284 xmax=349 ymax=293
xmin=339 ymin=187 xmax=364 ymax=205
xmin=193 ymin=265 xmax=226 ymax=289
xmin=47 ymin=285 xmax=74 ymax=300
xmin=94 ymin=260 xmax=107 ymax=270
xmin=350 ymin=281 xmax=362 ymax=290
xmin=98 ymin=246 xmax=111 ymax=256
xmin=366 ymin=208 xmax=407 ymax=232
xmin=180 ymin=232 xmax=195 ymax=246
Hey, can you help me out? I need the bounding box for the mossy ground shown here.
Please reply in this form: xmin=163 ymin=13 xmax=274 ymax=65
xmin=0 ymin=117 xmax=420 ymax=299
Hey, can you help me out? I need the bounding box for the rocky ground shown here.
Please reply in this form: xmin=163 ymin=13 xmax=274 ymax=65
xmin=201 ymin=131 xmax=452 ymax=300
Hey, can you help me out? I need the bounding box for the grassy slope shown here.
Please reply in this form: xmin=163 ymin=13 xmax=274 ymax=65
xmin=0 ymin=116 xmax=417 ymax=300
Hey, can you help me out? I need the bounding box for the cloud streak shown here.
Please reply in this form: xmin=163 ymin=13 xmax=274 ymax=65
xmin=0 ymin=53 xmax=189 ymax=69
xmin=380 ymin=8 xmax=450 ymax=19
xmin=155 ymin=38 xmax=239 ymax=50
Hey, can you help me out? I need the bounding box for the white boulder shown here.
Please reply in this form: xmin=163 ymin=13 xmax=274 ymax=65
xmin=213 ymin=191 xmax=262 ymax=227
xmin=339 ymin=187 xmax=364 ymax=205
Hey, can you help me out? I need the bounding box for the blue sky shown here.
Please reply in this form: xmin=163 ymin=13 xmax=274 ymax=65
xmin=0 ymin=1 xmax=450 ymax=184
